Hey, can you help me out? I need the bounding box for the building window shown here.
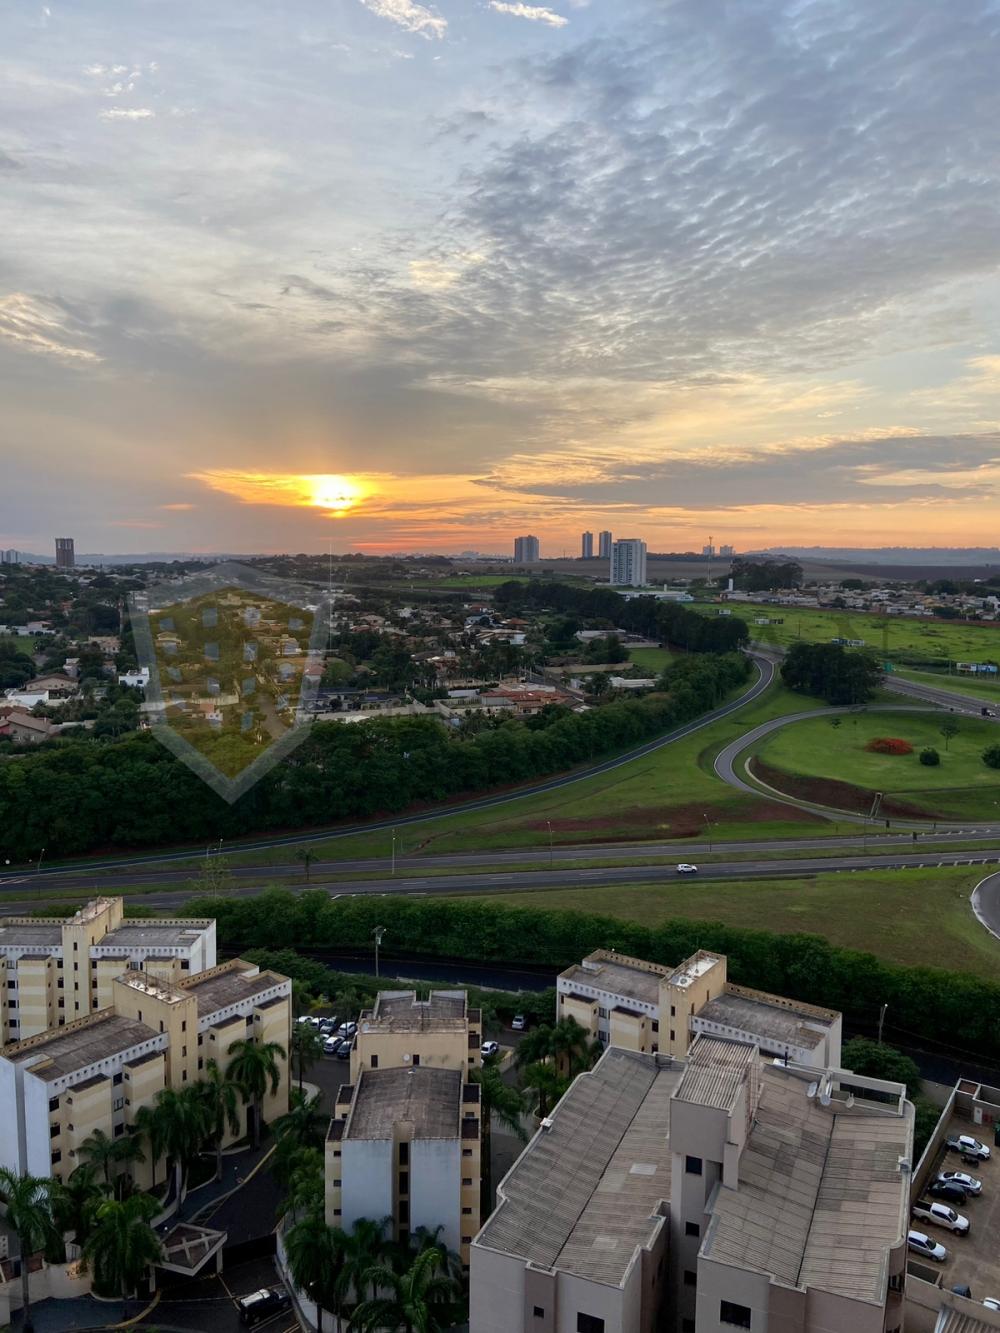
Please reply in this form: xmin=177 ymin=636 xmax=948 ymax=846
xmin=577 ymin=1316 xmax=605 ymax=1333
xmin=533 ymin=1307 xmax=544 ymax=1319
xmin=720 ymin=1302 xmax=751 ymax=1329
xmin=412 ymin=1054 xmax=420 ymax=1066
xmin=462 ymin=1207 xmax=472 ymax=1215
xmin=398 ymin=1202 xmax=409 ymax=1224
xmin=333 ymin=1209 xmax=341 ymax=1217
xmin=598 ymin=1007 xmax=608 ymax=1019
xmin=48 ymin=1096 xmax=59 ymax=1112
xmin=113 ymin=1072 xmax=123 ymax=1085
xmin=670 ymin=1029 xmax=676 ymax=1041
xmin=683 ymin=1270 xmax=697 ymax=1288
xmin=888 ymin=1274 xmax=904 ymax=1294
xmin=685 ymin=1221 xmax=700 ymax=1238
xmin=114 ymin=1123 xmax=124 ymax=1137
xmin=651 ymin=1020 xmax=659 ymax=1032
xmin=462 ymin=1177 xmax=473 ymax=1187
xmin=685 ymin=1156 xmax=702 ymax=1176
xmin=462 ymin=1148 xmax=472 ymax=1157
xmin=51 ymin=1150 xmax=61 ymax=1164
xmin=371 ymin=1055 xmax=379 ymax=1069
xmin=333 ymin=1179 xmax=342 ymax=1188
xmin=399 ymin=1171 xmax=409 ymax=1194
xmin=398 ymin=1142 xmax=409 ymax=1165
xmin=50 ymin=1123 xmax=60 ymax=1139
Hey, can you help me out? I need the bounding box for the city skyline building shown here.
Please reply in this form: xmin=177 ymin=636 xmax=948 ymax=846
xmin=54 ymin=537 xmax=75 ymax=569
xmin=610 ymin=538 xmax=647 ymax=587
xmin=513 ymin=535 xmax=540 ymax=563
xmin=598 ymin=530 xmax=613 ymax=559
xmin=581 ymin=531 xmax=594 ymax=559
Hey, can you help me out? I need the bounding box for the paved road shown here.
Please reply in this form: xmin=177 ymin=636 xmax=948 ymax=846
xmin=971 ymin=870 xmax=1000 ymax=941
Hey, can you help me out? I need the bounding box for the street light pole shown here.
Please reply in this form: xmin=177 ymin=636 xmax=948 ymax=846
xmin=373 ymin=925 xmax=386 ymax=978
xmin=546 ymin=820 xmax=553 ymax=869
xmin=36 ymin=847 xmax=46 ymax=875
xmin=703 ymin=814 xmax=712 ymax=853
xmin=391 ymin=828 xmax=396 ymax=877
xmin=877 ymin=1002 xmax=888 ymax=1045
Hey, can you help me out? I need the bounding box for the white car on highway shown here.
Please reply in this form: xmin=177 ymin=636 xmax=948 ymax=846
xmin=676 ymin=864 xmax=699 ymax=874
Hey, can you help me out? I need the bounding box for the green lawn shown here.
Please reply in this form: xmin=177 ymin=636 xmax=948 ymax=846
xmin=627 ymin=646 xmax=673 ymax=673
xmin=691 ymin=601 xmax=1000 ymax=664
xmin=754 ymin=709 xmax=1000 ymax=819
xmin=892 ymin=666 xmax=1000 ymax=702
xmin=479 ymin=865 xmax=999 ymax=976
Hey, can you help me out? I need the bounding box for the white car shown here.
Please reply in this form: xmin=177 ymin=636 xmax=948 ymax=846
xmin=511 ymin=1015 xmax=526 ymax=1031
xmin=676 ymin=863 xmax=699 ymax=874
xmin=481 ymin=1040 xmax=500 ymax=1058
xmin=948 ymin=1134 xmax=991 ymax=1161
xmin=938 ymin=1170 xmax=982 ymax=1195
xmin=907 ymin=1230 xmax=947 ymax=1262
xmin=984 ymin=1300 xmax=1000 ymax=1312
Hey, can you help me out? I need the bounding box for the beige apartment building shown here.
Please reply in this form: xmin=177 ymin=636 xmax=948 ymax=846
xmin=326 ymin=1065 xmax=482 ymax=1268
xmin=557 ymin=949 xmax=841 ymax=1069
xmin=350 ymin=988 xmax=482 ymax=1082
xmin=471 ymin=1036 xmax=913 ymax=1333
xmin=0 ymin=958 xmax=291 ymax=1186
xmin=0 ymin=897 xmax=216 ymax=1043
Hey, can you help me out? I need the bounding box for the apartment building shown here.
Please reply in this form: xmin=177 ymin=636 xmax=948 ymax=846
xmin=471 ymin=1037 xmax=913 ymax=1333
xmin=350 ymin=988 xmax=482 ymax=1083
xmin=0 ymin=897 xmax=216 ymax=1043
xmin=514 ymin=536 xmax=540 ymax=563
xmin=610 ymin=539 xmax=647 ymax=588
xmin=326 ymin=1065 xmax=482 ymax=1268
xmin=557 ymin=949 xmax=841 ymax=1070
xmin=0 ymin=958 xmax=291 ymax=1186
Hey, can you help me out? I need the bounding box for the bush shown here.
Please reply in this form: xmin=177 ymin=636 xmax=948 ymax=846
xmin=983 ymin=743 xmax=1000 ymax=770
xmin=865 ymin=737 xmax=913 ymax=755
xmin=919 ymin=747 xmax=941 ymax=766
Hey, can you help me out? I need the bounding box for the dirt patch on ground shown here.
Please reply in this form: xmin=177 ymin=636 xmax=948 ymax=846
xmin=521 ymin=799 xmax=824 ymax=841
xmin=749 ymin=756 xmax=943 ymax=819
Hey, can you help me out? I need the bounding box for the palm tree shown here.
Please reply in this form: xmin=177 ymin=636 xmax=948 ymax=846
xmin=351 ymin=1246 xmax=460 ymax=1333
xmin=284 ymin=1209 xmax=349 ymax=1331
xmin=472 ymin=1062 xmax=527 ymax=1212
xmin=520 ymin=1061 xmax=566 ymax=1119
xmin=0 ymin=1168 xmax=61 ymax=1333
xmin=276 ymin=1148 xmax=325 ymax=1223
xmin=198 ymin=1058 xmax=242 ymax=1182
xmin=275 ymin=1090 xmax=326 ymax=1153
xmin=340 ymin=1216 xmax=391 ymax=1306
xmin=227 ymin=1037 xmax=287 ymax=1148
xmin=131 ymin=1103 xmax=167 ymax=1191
xmin=408 ymin=1224 xmax=463 ymax=1289
xmin=76 ymin=1127 xmax=144 ymax=1199
xmin=296 ymin=847 xmax=319 ymax=882
xmin=291 ymin=1022 xmax=326 ymax=1093
xmin=154 ymin=1084 xmax=209 ymax=1202
xmin=52 ymin=1165 xmax=104 ymax=1251
xmin=83 ymin=1193 xmax=162 ymax=1301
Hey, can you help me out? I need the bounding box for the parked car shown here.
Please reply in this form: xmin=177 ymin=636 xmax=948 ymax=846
xmin=323 ymin=1036 xmax=343 ymax=1055
xmin=938 ymin=1170 xmax=983 ymax=1195
xmin=907 ymin=1230 xmax=947 ymax=1262
xmin=319 ymin=1017 xmax=339 ymax=1034
xmin=676 ymin=863 xmax=699 ymax=874
xmin=481 ymin=1040 xmax=500 ymax=1058
xmin=511 ymin=1015 xmax=526 ymax=1031
xmin=946 ymin=1134 xmax=991 ymax=1161
xmin=338 ymin=1020 xmax=358 ymax=1037
xmin=983 ymin=1299 xmax=1000 ymax=1311
xmin=911 ymin=1199 xmax=969 ymax=1235
xmin=336 ymin=1041 xmax=352 ymax=1060
xmin=238 ymin=1286 xmax=291 ymax=1325
xmin=928 ymin=1181 xmax=968 ymax=1205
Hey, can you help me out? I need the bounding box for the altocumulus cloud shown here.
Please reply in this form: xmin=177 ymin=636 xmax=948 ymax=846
xmin=357 ymin=0 xmax=447 ymax=38
xmin=489 ymin=3 xmax=568 ymax=28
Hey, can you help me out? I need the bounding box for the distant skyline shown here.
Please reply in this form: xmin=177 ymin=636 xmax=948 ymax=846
xmin=2 ymin=1 xmax=1000 ymax=554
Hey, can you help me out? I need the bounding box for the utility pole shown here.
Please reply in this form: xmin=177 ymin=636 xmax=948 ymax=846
xmin=546 ymin=820 xmax=554 ymax=869
xmin=391 ymin=828 xmax=396 ymax=876
xmin=373 ymin=925 xmax=386 ymax=978
xmin=877 ymin=1002 xmax=888 ymax=1045
xmin=703 ymin=813 xmax=712 ymax=853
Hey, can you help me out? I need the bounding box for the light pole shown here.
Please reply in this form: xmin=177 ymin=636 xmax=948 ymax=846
xmin=546 ymin=820 xmax=554 ymax=869
xmin=703 ymin=814 xmax=713 ymax=853
xmin=36 ymin=847 xmax=46 ymax=875
xmin=373 ymin=925 xmax=386 ymax=978
xmin=877 ymin=1002 xmax=888 ymax=1045
xmin=391 ymin=828 xmax=396 ymax=877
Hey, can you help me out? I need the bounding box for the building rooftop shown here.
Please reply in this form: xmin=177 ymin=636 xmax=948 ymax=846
xmin=97 ymin=923 xmax=210 ymax=950
xmin=668 ymin=950 xmax=719 ymax=990
xmin=7 ymin=1012 xmax=159 ymax=1079
xmin=703 ymin=1066 xmax=913 ymax=1303
xmin=699 ymin=988 xmax=834 ymax=1051
xmin=182 ymin=964 xmax=288 ymax=1017
xmin=346 ymin=1066 xmax=463 ymax=1140
xmin=0 ymin=924 xmax=63 ymax=949
xmin=559 ymin=951 xmax=670 ymax=1008
xmin=674 ymin=1036 xmax=758 ymax=1111
xmin=364 ymin=989 xmax=468 ymax=1033
xmin=477 ymin=1048 xmax=682 ymax=1287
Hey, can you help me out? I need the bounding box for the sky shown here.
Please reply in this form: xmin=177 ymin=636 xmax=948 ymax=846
xmin=2 ymin=0 xmax=1000 ymax=558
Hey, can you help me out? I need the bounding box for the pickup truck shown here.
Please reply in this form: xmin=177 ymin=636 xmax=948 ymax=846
xmin=911 ymin=1199 xmax=970 ymax=1234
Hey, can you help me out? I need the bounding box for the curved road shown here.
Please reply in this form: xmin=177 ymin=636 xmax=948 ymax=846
xmin=972 ymin=871 xmax=1000 ymax=941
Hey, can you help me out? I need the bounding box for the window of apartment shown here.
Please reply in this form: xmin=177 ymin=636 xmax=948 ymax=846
xmin=462 ymin=1207 xmax=472 ymax=1215
xmin=576 ymin=1316 xmax=605 ymax=1333
xmin=51 ymin=1150 xmax=61 ymax=1164
xmin=462 ymin=1177 xmax=472 ymax=1187
xmin=651 ymin=1020 xmax=659 ymax=1032
xmin=685 ymin=1156 xmax=702 ymax=1176
xmin=6 ymin=979 xmax=15 ymax=990
xmin=57 ymin=998 xmax=65 ymax=1009
xmin=50 ymin=1123 xmax=59 ymax=1138
xmin=533 ymin=1308 xmax=544 ymax=1320
xmin=670 ymin=1005 xmax=675 ymax=1017
xmin=670 ymin=1030 xmax=675 ymax=1041
xmin=398 ymin=1172 xmax=409 ymax=1194
xmin=685 ymin=1221 xmax=700 ymax=1238
xmin=462 ymin=1148 xmax=473 ymax=1158
xmin=114 ymin=1123 xmax=124 ymax=1137
xmin=113 ymin=1097 xmax=124 ymax=1112
xmin=598 ymin=1007 xmax=608 ymax=1019
xmin=48 ymin=1096 xmax=59 ymax=1112
xmin=113 ymin=1072 xmax=123 ymax=1086
xmin=412 ymin=1054 xmax=420 ymax=1066
xmin=683 ymin=1271 xmax=697 ymax=1289
xmin=181 ymin=1020 xmax=186 ymax=1032
xmin=720 ymin=1302 xmax=751 ymax=1329
xmin=332 ymin=1179 xmax=342 ymax=1188
xmin=398 ymin=1142 xmax=409 ymax=1165
xmin=398 ymin=1201 xmax=409 ymax=1224
xmin=333 ymin=1209 xmax=341 ymax=1217
xmin=371 ymin=1054 xmax=379 ymax=1069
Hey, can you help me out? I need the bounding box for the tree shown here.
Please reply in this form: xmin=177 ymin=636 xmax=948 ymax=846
xmin=51 ymin=1166 xmax=104 ymax=1251
xmin=131 ymin=1104 xmax=167 ymax=1191
xmin=351 ymin=1246 xmax=461 ymax=1333
xmin=939 ymin=718 xmax=960 ymax=751
xmin=291 ymin=1022 xmax=326 ymax=1093
xmin=841 ymin=1037 xmax=921 ymax=1099
xmin=227 ymin=1037 xmax=287 ymax=1148
xmin=277 ymin=1147 xmax=325 ymax=1222
xmin=780 ymin=642 xmax=882 ymax=705
xmin=472 ymin=1062 xmax=527 ymax=1212
xmin=340 ymin=1215 xmax=391 ymax=1307
xmin=520 ymin=1061 xmax=566 ymax=1119
xmin=275 ymin=1089 xmax=326 ymax=1154
xmin=155 ymin=1084 xmax=210 ymax=1201
xmin=983 ymin=743 xmax=1000 ymax=770
xmin=0 ymin=1169 xmax=61 ymax=1332
xmin=75 ymin=1127 xmax=119 ymax=1191
xmin=284 ymin=1210 xmax=348 ymax=1331
xmin=198 ymin=1058 xmax=242 ymax=1182
xmin=296 ymin=847 xmax=319 ymax=883
xmin=83 ymin=1193 xmax=162 ymax=1300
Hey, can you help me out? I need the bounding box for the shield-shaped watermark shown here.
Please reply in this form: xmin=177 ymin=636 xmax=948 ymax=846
xmin=130 ymin=562 xmax=332 ymax=802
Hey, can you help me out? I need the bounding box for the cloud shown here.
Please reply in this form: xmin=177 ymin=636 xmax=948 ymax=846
xmin=357 ymin=0 xmax=447 ymax=39
xmin=0 ymin=294 xmax=101 ymax=362
xmin=489 ymin=2 xmax=568 ymax=27
xmin=159 ymin=503 xmax=196 ymax=511
xmin=98 ymin=107 xmax=154 ymax=121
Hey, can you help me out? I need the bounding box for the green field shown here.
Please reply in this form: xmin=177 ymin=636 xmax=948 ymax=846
xmin=627 ymin=646 xmax=673 ymax=673
xmin=893 ymin=666 xmax=1000 ymax=702
xmin=753 ymin=709 xmax=1000 ymax=819
xmin=480 ymin=865 xmax=999 ymax=976
xmin=692 ymin=601 xmax=1000 ymax=664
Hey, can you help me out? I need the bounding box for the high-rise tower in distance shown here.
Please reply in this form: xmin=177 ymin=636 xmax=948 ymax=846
xmin=55 ymin=537 xmax=75 ymax=569
xmin=581 ymin=531 xmax=594 ymax=559
xmin=513 ymin=535 xmax=540 ymax=563
xmin=598 ymin=530 xmax=613 ymax=559
xmin=610 ymin=538 xmax=647 ymax=587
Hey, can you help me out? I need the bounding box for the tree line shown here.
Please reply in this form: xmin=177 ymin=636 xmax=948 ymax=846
xmin=0 ymin=652 xmax=750 ymax=859
xmin=195 ymin=889 xmax=1000 ymax=1069
xmin=781 ymin=641 xmax=884 ymax=704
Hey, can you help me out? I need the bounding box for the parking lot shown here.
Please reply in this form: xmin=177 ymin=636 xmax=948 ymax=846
xmin=142 ymin=1255 xmax=294 ymax=1333
xmin=921 ymin=1125 xmax=1000 ymax=1301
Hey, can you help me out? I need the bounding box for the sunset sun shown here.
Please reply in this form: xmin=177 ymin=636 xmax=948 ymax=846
xmin=307 ymin=474 xmax=367 ymax=514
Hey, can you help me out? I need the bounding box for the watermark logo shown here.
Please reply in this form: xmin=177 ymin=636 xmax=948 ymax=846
xmin=130 ymin=562 xmax=331 ymax=802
